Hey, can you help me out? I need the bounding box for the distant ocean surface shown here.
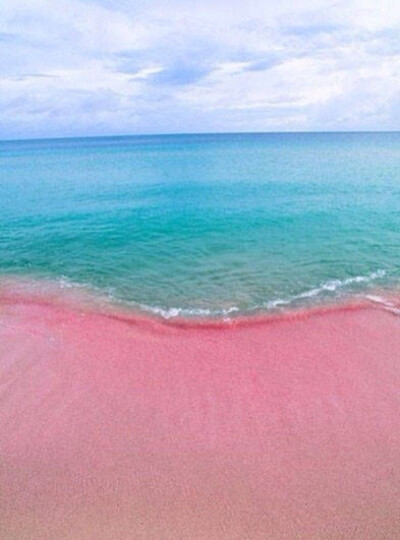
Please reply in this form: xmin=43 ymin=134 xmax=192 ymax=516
xmin=1 ymin=132 xmax=399 ymax=318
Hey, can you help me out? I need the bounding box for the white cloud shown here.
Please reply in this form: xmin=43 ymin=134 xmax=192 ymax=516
xmin=0 ymin=0 xmax=399 ymax=138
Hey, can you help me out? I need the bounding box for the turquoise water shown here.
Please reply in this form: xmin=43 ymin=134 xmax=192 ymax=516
xmin=0 ymin=132 xmax=399 ymax=317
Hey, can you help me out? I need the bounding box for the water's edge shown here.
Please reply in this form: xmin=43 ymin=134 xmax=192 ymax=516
xmin=1 ymin=274 xmax=399 ymax=328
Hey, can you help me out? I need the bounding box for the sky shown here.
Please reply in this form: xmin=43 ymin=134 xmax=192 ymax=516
xmin=0 ymin=0 xmax=399 ymax=139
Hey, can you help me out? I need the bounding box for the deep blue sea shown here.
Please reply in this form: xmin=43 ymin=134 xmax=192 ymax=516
xmin=1 ymin=132 xmax=399 ymax=317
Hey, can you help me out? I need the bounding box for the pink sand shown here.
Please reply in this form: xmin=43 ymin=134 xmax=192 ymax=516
xmin=1 ymin=287 xmax=400 ymax=539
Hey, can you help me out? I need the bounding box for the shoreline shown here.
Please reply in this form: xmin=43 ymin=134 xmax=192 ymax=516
xmin=0 ymin=274 xmax=398 ymax=328
xmin=1 ymin=281 xmax=400 ymax=538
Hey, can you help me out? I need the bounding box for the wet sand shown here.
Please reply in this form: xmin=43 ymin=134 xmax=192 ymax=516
xmin=1 ymin=286 xmax=400 ymax=539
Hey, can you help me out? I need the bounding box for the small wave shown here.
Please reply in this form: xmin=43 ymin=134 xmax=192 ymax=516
xmin=137 ymin=270 xmax=387 ymax=319
xmin=138 ymin=304 xmax=240 ymax=320
xmin=265 ymin=270 xmax=386 ymax=308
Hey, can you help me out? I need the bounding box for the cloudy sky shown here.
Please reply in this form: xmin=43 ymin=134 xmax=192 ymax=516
xmin=0 ymin=0 xmax=399 ymax=139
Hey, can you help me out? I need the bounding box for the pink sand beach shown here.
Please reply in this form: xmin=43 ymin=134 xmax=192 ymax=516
xmin=1 ymin=284 xmax=400 ymax=539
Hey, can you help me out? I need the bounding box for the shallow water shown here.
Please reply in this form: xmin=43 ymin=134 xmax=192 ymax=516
xmin=1 ymin=132 xmax=399 ymax=317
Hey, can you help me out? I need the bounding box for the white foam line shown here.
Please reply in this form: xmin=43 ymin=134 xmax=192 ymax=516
xmin=365 ymin=294 xmax=400 ymax=316
xmin=4 ymin=270 xmax=386 ymax=320
xmin=139 ymin=270 xmax=387 ymax=319
xmin=138 ymin=303 xmax=240 ymax=320
xmin=263 ymin=270 xmax=387 ymax=311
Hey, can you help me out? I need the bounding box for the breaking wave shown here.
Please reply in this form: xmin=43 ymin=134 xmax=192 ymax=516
xmin=137 ymin=270 xmax=388 ymax=319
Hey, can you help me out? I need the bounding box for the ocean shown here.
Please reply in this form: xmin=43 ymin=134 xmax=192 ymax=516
xmin=0 ymin=131 xmax=399 ymax=318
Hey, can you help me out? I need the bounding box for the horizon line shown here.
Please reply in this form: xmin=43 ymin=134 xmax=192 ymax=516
xmin=1 ymin=129 xmax=399 ymax=144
